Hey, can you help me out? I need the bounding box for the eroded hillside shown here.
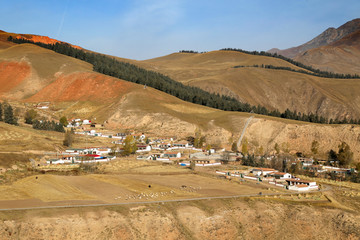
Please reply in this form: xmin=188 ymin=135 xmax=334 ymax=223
xmin=0 ymin=196 xmax=359 ymax=240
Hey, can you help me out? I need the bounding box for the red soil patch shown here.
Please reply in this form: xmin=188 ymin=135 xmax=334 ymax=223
xmin=0 ymin=61 xmax=31 ymax=96
xmin=16 ymin=35 xmax=82 ymax=49
xmin=27 ymin=72 xmax=134 ymax=102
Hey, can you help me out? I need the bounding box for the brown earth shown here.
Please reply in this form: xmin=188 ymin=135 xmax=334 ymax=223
xmin=0 ymin=172 xmax=273 ymax=208
xmin=0 ymin=61 xmax=31 ymax=98
xmin=0 ymin=195 xmax=359 ymax=240
xmin=27 ymin=72 xmax=135 ymax=103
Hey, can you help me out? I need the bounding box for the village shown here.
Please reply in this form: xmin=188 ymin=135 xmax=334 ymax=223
xmin=37 ymin=117 xmax=359 ymax=193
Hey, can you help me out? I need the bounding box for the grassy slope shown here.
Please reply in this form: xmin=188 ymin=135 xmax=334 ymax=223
xmin=138 ymin=50 xmax=360 ymax=119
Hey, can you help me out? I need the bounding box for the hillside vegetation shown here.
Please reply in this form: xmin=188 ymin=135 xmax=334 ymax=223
xmin=140 ymin=50 xmax=360 ymax=120
xmin=7 ymin=37 xmax=360 ymax=124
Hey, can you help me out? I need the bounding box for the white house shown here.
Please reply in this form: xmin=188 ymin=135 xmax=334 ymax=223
xmin=158 ymin=143 xmax=171 ymax=149
xmin=172 ymin=141 xmax=190 ymax=149
xmin=65 ymin=148 xmax=87 ymax=155
xmin=252 ymin=168 xmax=278 ymax=176
xmin=82 ymin=119 xmax=91 ymax=125
xmin=136 ymin=145 xmax=152 ymax=153
xmin=94 ymin=148 xmax=112 ymax=155
xmin=266 ymin=172 xmax=292 ymax=179
xmin=162 ymin=152 xmax=181 ymax=159
xmin=286 ymin=179 xmax=318 ymax=191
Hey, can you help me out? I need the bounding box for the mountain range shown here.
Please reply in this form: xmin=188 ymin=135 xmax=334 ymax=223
xmin=0 ymin=20 xmax=360 ymax=158
xmin=268 ymin=18 xmax=360 ymax=74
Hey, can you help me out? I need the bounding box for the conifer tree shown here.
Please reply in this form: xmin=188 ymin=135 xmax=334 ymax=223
xmin=0 ymin=102 xmax=3 ymax=121
xmin=4 ymin=103 xmax=17 ymax=125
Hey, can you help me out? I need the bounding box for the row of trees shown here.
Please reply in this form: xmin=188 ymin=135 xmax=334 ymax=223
xmin=8 ymin=37 xmax=359 ymax=125
xmin=234 ymin=64 xmax=360 ymax=80
xmin=0 ymin=102 xmax=18 ymax=125
xmin=32 ymin=120 xmax=65 ymax=132
xmin=178 ymin=50 xmax=208 ymax=54
xmin=222 ymin=48 xmax=360 ymax=79
xmin=23 ymin=108 xmax=66 ymax=132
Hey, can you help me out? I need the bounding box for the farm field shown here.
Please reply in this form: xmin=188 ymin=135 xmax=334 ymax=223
xmin=0 ymin=159 xmax=275 ymax=210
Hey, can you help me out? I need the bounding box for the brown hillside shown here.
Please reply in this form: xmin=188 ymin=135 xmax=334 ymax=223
xmin=15 ymin=35 xmax=82 ymax=49
xmin=294 ymin=30 xmax=360 ymax=74
xmin=0 ymin=29 xmax=82 ymax=50
xmin=0 ymin=44 xmax=92 ymax=100
xmin=0 ymin=61 xmax=30 ymax=98
xmin=140 ymin=50 xmax=360 ymax=120
xmin=0 ymin=32 xmax=359 ymax=161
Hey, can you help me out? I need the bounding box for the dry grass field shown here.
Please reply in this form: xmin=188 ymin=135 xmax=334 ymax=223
xmin=138 ymin=50 xmax=360 ymax=119
xmin=0 ymin=157 xmax=276 ymax=209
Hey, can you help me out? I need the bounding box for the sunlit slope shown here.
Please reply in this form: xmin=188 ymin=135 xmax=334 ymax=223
xmin=0 ymin=42 xmax=359 ymax=159
xmin=0 ymin=44 xmax=92 ymax=100
xmin=295 ymin=30 xmax=360 ymax=75
xmin=140 ymin=50 xmax=360 ymax=119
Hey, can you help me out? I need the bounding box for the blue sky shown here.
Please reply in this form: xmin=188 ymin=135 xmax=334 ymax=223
xmin=1 ymin=0 xmax=359 ymax=60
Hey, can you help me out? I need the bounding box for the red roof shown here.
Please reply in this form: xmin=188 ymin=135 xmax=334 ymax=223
xmin=85 ymin=154 xmax=101 ymax=157
xmin=270 ymin=172 xmax=288 ymax=176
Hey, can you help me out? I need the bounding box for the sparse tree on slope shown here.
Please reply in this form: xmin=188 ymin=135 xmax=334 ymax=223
xmin=63 ymin=129 xmax=74 ymax=147
xmin=0 ymin=102 xmax=3 ymax=121
xmin=122 ymin=135 xmax=137 ymax=155
xmin=337 ymin=142 xmax=353 ymax=167
xmin=24 ymin=109 xmax=38 ymax=124
xmin=4 ymin=103 xmax=17 ymax=125
xmin=311 ymin=140 xmax=319 ymax=156
xmin=59 ymin=116 xmax=68 ymax=127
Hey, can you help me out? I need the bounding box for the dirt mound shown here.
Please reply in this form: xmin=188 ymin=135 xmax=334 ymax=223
xmin=26 ymin=72 xmax=134 ymax=103
xmin=0 ymin=61 xmax=31 ymax=98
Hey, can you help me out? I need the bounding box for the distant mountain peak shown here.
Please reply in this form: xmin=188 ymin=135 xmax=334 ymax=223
xmin=268 ymin=18 xmax=360 ymax=58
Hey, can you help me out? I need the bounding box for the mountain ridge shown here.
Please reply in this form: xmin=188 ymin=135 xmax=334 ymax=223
xmin=294 ymin=30 xmax=360 ymax=74
xmin=268 ymin=18 xmax=360 ymax=58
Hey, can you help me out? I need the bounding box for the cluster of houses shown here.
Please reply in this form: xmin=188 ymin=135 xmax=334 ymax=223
xmin=295 ymin=157 xmax=357 ymax=178
xmin=46 ymin=147 xmax=116 ymax=165
xmin=217 ymin=167 xmax=319 ymax=192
